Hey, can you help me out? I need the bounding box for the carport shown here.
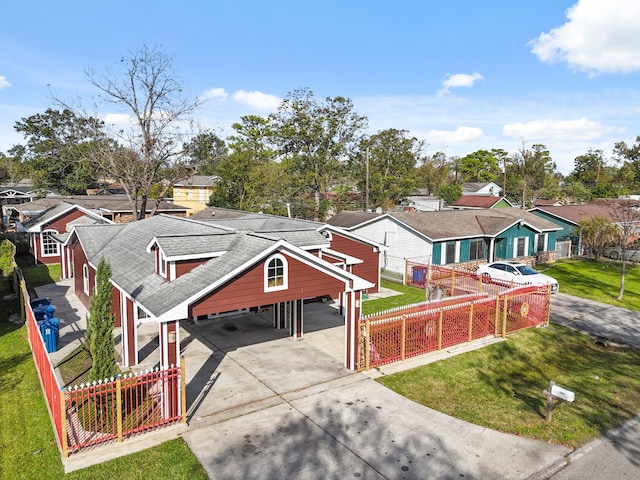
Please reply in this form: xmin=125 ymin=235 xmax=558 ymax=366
xmin=123 ymin=299 xmax=356 ymax=421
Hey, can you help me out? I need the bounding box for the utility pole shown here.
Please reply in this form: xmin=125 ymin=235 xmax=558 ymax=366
xmin=365 ymin=147 xmax=370 ymax=211
xmin=503 ymin=157 xmax=507 ymax=198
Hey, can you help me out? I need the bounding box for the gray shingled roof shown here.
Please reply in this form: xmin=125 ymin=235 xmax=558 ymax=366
xmin=140 ymin=233 xmax=277 ymax=316
xmin=174 ymin=175 xmax=219 ymax=187
xmin=22 ymin=202 xmax=75 ymax=230
xmin=72 ymin=214 xmax=343 ymax=318
xmin=326 ymin=211 xmax=382 ymax=229
xmin=327 ymin=208 xmax=560 ymax=240
xmin=154 ymin=232 xmax=237 ymax=258
xmin=14 ymin=195 xmax=189 ymax=217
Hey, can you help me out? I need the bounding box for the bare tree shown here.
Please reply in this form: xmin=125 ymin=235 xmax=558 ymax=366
xmin=603 ymin=199 xmax=640 ymax=300
xmin=87 ymin=45 xmax=201 ymax=219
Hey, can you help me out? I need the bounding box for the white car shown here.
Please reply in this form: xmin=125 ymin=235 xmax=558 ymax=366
xmin=476 ymin=261 xmax=559 ymax=293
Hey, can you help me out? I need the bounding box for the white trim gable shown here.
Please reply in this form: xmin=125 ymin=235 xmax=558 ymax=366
xmin=153 ymin=239 xmax=374 ymax=323
xmin=27 ymin=204 xmax=114 ymax=233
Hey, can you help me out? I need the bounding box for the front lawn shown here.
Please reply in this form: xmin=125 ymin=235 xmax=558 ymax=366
xmin=377 ymin=324 xmax=640 ymax=447
xmin=539 ymin=259 xmax=640 ymax=310
xmin=362 ymin=280 xmax=425 ymax=315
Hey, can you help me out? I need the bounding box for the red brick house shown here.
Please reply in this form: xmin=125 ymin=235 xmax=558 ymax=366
xmin=63 ymin=210 xmax=384 ymax=371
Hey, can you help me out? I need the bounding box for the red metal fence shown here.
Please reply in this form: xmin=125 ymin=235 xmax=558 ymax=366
xmin=64 ymin=365 xmax=183 ymax=455
xmin=14 ymin=265 xmax=185 ymax=457
xmin=358 ymin=265 xmax=551 ymax=371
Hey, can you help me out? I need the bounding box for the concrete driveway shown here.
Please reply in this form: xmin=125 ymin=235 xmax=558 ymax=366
xmin=181 ymin=302 xmax=570 ymax=480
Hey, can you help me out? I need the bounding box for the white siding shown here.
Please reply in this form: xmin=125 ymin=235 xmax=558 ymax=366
xmin=352 ymin=218 xmax=432 ymax=274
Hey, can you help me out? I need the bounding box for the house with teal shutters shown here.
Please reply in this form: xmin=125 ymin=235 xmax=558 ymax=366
xmin=529 ymin=200 xmax=639 ymax=256
xmin=326 ymin=208 xmax=561 ymax=274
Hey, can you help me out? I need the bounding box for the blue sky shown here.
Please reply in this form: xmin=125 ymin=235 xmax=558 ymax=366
xmin=2 ymin=0 xmax=640 ymax=174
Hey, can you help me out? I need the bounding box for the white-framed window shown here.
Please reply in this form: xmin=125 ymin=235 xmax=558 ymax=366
xmin=514 ymin=237 xmax=528 ymax=257
xmin=469 ymin=239 xmax=486 ymax=261
xmin=160 ymin=254 xmax=167 ymax=276
xmin=264 ymin=254 xmax=288 ymax=292
xmin=536 ymin=233 xmax=546 ymax=252
xmin=188 ymin=186 xmax=193 ymax=198
xmin=41 ymin=230 xmax=60 ymax=257
xmin=443 ymin=241 xmax=459 ymax=265
xmin=83 ymin=264 xmax=90 ymax=294
xmin=199 ymin=187 xmax=206 ymax=202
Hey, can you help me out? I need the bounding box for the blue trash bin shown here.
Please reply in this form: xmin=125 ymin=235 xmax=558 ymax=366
xmin=412 ymin=267 xmax=426 ymax=285
xmin=40 ymin=318 xmax=60 ymax=353
xmin=33 ymin=304 xmax=55 ymax=322
xmin=30 ymin=298 xmax=51 ymax=309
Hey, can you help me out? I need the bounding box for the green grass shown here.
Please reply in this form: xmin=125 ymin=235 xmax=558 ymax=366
xmin=378 ymin=324 xmax=640 ymax=447
xmin=19 ymin=262 xmax=61 ymax=289
xmin=539 ymin=259 xmax=640 ymax=310
xmin=362 ymin=280 xmax=426 ymax=315
xmin=0 ymin=268 xmax=207 ymax=478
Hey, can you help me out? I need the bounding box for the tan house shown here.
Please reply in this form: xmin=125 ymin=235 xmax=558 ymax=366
xmin=173 ymin=175 xmax=219 ymax=214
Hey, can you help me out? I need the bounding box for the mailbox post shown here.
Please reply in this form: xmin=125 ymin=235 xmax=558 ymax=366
xmin=543 ymin=380 xmax=575 ymax=422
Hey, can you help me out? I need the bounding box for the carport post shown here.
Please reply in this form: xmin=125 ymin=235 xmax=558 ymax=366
xmin=159 ymin=319 xmax=180 ymax=369
xmin=344 ymin=290 xmax=362 ymax=370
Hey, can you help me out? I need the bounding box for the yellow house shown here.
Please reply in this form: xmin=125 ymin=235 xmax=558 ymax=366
xmin=172 ymin=175 xmax=219 ymax=215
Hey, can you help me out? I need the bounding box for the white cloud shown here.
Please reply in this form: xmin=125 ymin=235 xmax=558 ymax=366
xmin=502 ymin=118 xmax=614 ymax=141
xmin=425 ymin=126 xmax=484 ymax=145
xmin=231 ymin=90 xmax=281 ymax=111
xmin=530 ymin=0 xmax=640 ymax=74
xmin=442 ymin=72 xmax=483 ymax=89
xmin=103 ymin=113 xmax=134 ymax=126
xmin=0 ymin=75 xmax=11 ymax=90
xmin=200 ymin=87 xmax=229 ymax=101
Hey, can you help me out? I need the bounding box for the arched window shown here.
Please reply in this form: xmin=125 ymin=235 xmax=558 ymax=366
xmin=83 ymin=264 xmax=90 ymax=294
xmin=264 ymin=254 xmax=288 ymax=292
xmin=41 ymin=229 xmax=60 ymax=257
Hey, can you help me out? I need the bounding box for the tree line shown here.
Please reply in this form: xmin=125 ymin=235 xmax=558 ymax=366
xmin=2 ymin=45 xmax=640 ymax=221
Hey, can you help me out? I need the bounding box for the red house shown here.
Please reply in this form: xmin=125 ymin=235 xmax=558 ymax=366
xmin=21 ymin=202 xmax=113 ymax=276
xmin=64 ymin=210 xmax=384 ymax=371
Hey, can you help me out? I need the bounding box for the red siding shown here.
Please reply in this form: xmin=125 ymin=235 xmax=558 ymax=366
xmin=72 ymin=242 xmax=96 ymax=310
xmin=175 ymin=259 xmax=207 ymax=277
xmin=111 ymin=288 xmax=121 ymax=327
xmin=45 ymin=208 xmax=86 ymax=233
xmin=32 ymin=209 xmax=89 ymax=264
xmin=190 ymin=254 xmax=345 ymax=317
xmin=329 ymin=233 xmax=380 ymax=293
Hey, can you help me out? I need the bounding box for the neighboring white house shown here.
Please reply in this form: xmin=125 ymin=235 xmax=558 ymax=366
xmin=405 ymin=194 xmax=443 ymax=212
xmin=327 ymin=209 xmax=561 ymax=275
xmin=461 ymin=182 xmax=502 ymax=196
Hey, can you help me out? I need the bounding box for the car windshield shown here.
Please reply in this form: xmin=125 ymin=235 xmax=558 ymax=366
xmin=515 ymin=265 xmax=539 ymax=275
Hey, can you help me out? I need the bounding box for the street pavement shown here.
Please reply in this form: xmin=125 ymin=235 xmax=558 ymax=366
xmin=548 ymin=416 xmax=640 ymax=479
xmin=550 ymin=292 xmax=640 ymax=348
